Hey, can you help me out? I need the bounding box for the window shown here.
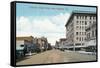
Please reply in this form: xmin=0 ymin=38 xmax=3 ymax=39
xmin=85 ymin=21 xmax=87 ymax=25
xmin=80 ymin=16 xmax=82 ymax=19
xmin=80 ymin=21 xmax=81 ymax=25
xmin=76 ymin=21 xmax=79 ymax=25
xmin=90 ymin=21 xmax=91 ymax=24
xmin=82 ymin=21 xmax=84 ymax=25
xmin=82 ymin=32 xmax=84 ymax=35
xmin=76 ymin=26 xmax=79 ymax=29
xmin=85 ymin=16 xmax=87 ymax=19
xmin=82 ymin=37 xmax=83 ymax=41
xmin=82 ymin=26 xmax=84 ymax=30
xmin=82 ymin=16 xmax=84 ymax=19
xmin=72 ymin=39 xmax=73 ymax=42
xmin=90 ymin=16 xmax=92 ymax=20
xmin=82 ymin=43 xmax=84 ymax=45
xmin=92 ymin=30 xmax=94 ymax=37
xmin=80 ymin=32 xmax=81 ymax=35
xmin=79 ymin=37 xmax=81 ymax=41
xmin=80 ymin=26 xmax=81 ymax=29
xmin=77 ymin=16 xmax=78 ymax=19
xmin=93 ymin=17 xmax=96 ymax=20
xmin=85 ymin=32 xmax=86 ymax=35
xmin=76 ymin=37 xmax=78 ymax=40
xmin=75 ymin=43 xmax=81 ymax=46
xmin=76 ymin=32 xmax=78 ymax=35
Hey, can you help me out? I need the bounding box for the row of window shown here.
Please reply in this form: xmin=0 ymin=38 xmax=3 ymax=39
xmin=76 ymin=26 xmax=87 ymax=30
xmin=76 ymin=32 xmax=86 ymax=35
xmin=76 ymin=21 xmax=96 ymax=25
xmin=75 ymin=43 xmax=84 ymax=46
xmin=76 ymin=21 xmax=87 ymax=25
xmin=76 ymin=37 xmax=86 ymax=41
xmin=76 ymin=16 xmax=96 ymax=20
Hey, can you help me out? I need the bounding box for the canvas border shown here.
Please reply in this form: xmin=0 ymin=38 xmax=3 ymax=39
xmin=10 ymin=1 xmax=98 ymax=67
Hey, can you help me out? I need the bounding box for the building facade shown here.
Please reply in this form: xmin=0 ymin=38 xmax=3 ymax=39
xmin=85 ymin=19 xmax=97 ymax=52
xmin=16 ymin=36 xmax=34 ymax=59
xmin=34 ymin=37 xmax=49 ymax=51
xmin=55 ymin=41 xmax=60 ymax=49
xmin=59 ymin=38 xmax=67 ymax=49
xmin=16 ymin=36 xmax=34 ymax=51
xmin=65 ymin=11 xmax=96 ymax=51
xmin=55 ymin=38 xmax=68 ymax=50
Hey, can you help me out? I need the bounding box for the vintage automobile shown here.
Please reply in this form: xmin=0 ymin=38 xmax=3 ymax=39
xmin=16 ymin=44 xmax=25 ymax=59
xmin=16 ymin=44 xmax=41 ymax=59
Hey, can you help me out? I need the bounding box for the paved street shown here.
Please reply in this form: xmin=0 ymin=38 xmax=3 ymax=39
xmin=16 ymin=49 xmax=96 ymax=65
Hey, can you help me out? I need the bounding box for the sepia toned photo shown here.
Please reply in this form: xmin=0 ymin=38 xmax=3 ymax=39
xmin=15 ymin=2 xmax=97 ymax=66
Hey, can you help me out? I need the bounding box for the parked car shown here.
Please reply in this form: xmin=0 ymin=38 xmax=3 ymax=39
xmin=16 ymin=44 xmax=25 ymax=59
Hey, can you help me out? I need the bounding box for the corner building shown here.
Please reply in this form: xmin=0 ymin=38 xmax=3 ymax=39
xmin=65 ymin=11 xmax=96 ymax=51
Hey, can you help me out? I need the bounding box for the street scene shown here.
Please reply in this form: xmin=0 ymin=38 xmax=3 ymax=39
xmin=16 ymin=3 xmax=97 ymax=65
xmin=16 ymin=49 xmax=96 ymax=65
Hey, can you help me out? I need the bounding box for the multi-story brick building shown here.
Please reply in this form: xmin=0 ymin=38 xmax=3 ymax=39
xmin=65 ymin=11 xmax=96 ymax=51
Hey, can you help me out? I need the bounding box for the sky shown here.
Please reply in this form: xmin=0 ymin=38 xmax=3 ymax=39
xmin=16 ymin=3 xmax=96 ymax=45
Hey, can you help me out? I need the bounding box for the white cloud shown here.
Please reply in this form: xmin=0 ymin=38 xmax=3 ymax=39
xmin=17 ymin=13 xmax=70 ymax=45
xmin=33 ymin=19 xmax=59 ymax=32
xmin=17 ymin=16 xmax=32 ymax=32
xmin=50 ymin=13 xmax=70 ymax=26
